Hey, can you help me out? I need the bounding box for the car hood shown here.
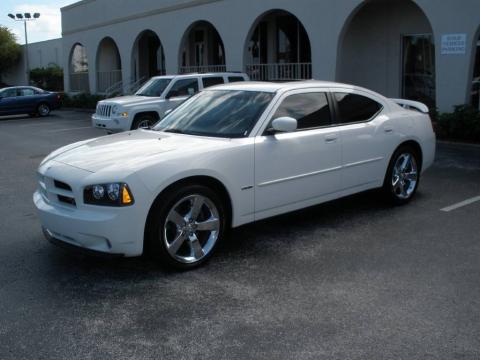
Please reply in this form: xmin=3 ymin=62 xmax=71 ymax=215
xmin=47 ymin=130 xmax=230 ymax=173
xmin=100 ymin=95 xmax=162 ymax=107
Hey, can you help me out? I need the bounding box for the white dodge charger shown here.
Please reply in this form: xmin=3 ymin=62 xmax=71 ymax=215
xmin=34 ymin=81 xmax=436 ymax=269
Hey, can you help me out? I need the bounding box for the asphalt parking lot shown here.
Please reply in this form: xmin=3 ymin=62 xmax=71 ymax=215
xmin=0 ymin=110 xmax=479 ymax=359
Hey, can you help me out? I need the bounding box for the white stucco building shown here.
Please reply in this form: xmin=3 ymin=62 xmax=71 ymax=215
xmin=5 ymin=0 xmax=480 ymax=112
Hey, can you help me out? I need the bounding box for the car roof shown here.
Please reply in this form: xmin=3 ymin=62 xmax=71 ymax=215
xmin=0 ymin=86 xmax=43 ymax=91
xmin=150 ymin=72 xmax=247 ymax=80
xmin=208 ymin=80 xmax=389 ymax=100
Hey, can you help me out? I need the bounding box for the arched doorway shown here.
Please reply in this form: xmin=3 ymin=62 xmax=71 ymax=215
xmin=178 ymin=20 xmax=226 ymax=73
xmin=131 ymin=30 xmax=166 ymax=84
xmin=96 ymin=37 xmax=122 ymax=93
xmin=337 ymin=0 xmax=436 ymax=109
xmin=244 ymin=10 xmax=311 ymax=81
xmin=69 ymin=43 xmax=89 ymax=92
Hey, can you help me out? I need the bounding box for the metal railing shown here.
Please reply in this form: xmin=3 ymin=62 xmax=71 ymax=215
xmin=69 ymin=72 xmax=89 ymax=92
xmin=127 ymin=76 xmax=148 ymax=94
xmin=178 ymin=65 xmax=227 ymax=74
xmin=97 ymin=70 xmax=122 ymax=93
xmin=246 ymin=63 xmax=312 ymax=81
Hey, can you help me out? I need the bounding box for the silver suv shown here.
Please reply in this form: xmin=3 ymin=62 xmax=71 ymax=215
xmin=92 ymin=72 xmax=249 ymax=133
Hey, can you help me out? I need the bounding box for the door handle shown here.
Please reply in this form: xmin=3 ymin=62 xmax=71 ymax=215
xmin=325 ymin=134 xmax=338 ymax=143
xmin=384 ymin=127 xmax=393 ymax=133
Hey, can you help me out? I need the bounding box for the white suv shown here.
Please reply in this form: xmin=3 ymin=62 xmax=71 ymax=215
xmin=92 ymin=72 xmax=249 ymax=133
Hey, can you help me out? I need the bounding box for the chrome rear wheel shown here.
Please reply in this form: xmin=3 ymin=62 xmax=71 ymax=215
xmin=392 ymin=153 xmax=418 ymax=199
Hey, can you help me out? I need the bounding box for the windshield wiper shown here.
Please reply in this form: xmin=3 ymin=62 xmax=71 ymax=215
xmin=163 ymin=128 xmax=185 ymax=134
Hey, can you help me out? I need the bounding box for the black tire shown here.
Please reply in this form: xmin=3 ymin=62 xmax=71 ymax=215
xmin=145 ymin=184 xmax=227 ymax=270
xmin=37 ymin=103 xmax=51 ymax=117
xmin=383 ymin=145 xmax=421 ymax=205
xmin=131 ymin=115 xmax=155 ymax=130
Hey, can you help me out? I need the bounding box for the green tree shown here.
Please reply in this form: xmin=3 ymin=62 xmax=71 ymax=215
xmin=0 ymin=26 xmax=22 ymax=79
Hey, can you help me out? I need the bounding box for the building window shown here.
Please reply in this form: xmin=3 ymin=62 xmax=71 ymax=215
xmin=402 ymin=34 xmax=436 ymax=110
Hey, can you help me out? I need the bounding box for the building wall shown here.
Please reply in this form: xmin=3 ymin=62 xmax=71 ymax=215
xmin=56 ymin=0 xmax=480 ymax=112
xmin=1 ymin=38 xmax=63 ymax=86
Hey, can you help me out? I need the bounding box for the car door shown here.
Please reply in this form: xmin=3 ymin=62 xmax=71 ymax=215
xmin=331 ymin=90 xmax=392 ymax=190
xmin=164 ymin=78 xmax=200 ymax=112
xmin=254 ymin=90 xmax=342 ymax=218
xmin=0 ymin=88 xmax=20 ymax=115
xmin=17 ymin=87 xmax=38 ymax=113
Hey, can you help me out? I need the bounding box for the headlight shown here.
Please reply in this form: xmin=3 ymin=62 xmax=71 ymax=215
xmin=84 ymin=183 xmax=134 ymax=206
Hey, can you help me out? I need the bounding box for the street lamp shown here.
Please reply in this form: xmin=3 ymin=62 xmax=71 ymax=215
xmin=7 ymin=12 xmax=41 ymax=84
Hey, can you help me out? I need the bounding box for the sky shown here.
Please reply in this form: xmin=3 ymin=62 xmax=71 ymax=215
xmin=0 ymin=0 xmax=77 ymax=44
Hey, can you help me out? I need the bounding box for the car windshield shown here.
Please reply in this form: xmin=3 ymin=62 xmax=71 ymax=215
xmin=153 ymin=90 xmax=274 ymax=138
xmin=136 ymin=78 xmax=172 ymax=97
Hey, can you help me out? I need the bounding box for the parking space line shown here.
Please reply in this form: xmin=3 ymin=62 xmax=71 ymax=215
xmin=45 ymin=126 xmax=93 ymax=133
xmin=440 ymin=195 xmax=480 ymax=212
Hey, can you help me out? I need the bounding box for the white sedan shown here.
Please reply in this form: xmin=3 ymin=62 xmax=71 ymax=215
xmin=34 ymin=81 xmax=435 ymax=269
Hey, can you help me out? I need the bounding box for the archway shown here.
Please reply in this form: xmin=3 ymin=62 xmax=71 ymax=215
xmin=69 ymin=43 xmax=89 ymax=92
xmin=96 ymin=37 xmax=122 ymax=93
xmin=178 ymin=20 xmax=226 ymax=73
xmin=244 ymin=10 xmax=311 ymax=81
xmin=337 ymin=0 xmax=436 ymax=108
xmin=131 ymin=30 xmax=166 ymax=84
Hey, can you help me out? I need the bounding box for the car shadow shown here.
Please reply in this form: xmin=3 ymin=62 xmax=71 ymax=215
xmin=43 ymin=189 xmax=397 ymax=279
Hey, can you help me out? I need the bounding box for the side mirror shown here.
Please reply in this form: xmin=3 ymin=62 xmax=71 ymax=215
xmin=270 ymin=117 xmax=297 ymax=133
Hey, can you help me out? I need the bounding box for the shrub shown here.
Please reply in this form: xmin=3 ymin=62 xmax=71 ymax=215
xmin=435 ymin=105 xmax=480 ymax=143
xmin=30 ymin=64 xmax=64 ymax=91
xmin=62 ymin=93 xmax=105 ymax=109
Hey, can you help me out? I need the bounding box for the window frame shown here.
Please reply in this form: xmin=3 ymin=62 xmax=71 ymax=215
xmin=330 ymin=89 xmax=385 ymax=126
xmin=261 ymin=89 xmax=336 ymax=136
xmin=165 ymin=77 xmax=200 ymax=99
xmin=201 ymin=76 xmax=225 ymax=89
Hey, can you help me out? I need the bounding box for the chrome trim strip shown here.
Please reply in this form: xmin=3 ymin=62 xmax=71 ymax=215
xmin=258 ymin=166 xmax=342 ymax=187
xmin=343 ymin=157 xmax=384 ymax=169
xmin=257 ymin=157 xmax=383 ymax=188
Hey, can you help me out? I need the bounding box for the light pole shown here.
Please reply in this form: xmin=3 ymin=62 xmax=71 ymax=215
xmin=7 ymin=12 xmax=40 ymax=85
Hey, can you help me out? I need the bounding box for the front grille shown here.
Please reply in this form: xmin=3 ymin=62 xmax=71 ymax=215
xmin=58 ymin=195 xmax=76 ymax=206
xmin=54 ymin=180 xmax=72 ymax=191
xmin=38 ymin=175 xmax=77 ymax=208
xmin=97 ymin=104 xmax=112 ymax=118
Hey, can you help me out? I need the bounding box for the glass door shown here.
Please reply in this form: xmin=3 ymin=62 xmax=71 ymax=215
xmin=402 ymin=34 xmax=436 ymax=109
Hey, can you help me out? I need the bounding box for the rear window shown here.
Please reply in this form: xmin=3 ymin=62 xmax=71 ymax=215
xmin=334 ymin=93 xmax=383 ymax=124
xmin=228 ymin=76 xmax=245 ymax=83
xmin=202 ymin=77 xmax=224 ymax=88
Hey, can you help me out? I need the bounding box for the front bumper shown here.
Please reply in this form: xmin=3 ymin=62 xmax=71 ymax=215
xmin=91 ymin=114 xmax=130 ymax=133
xmin=34 ymin=190 xmax=144 ymax=257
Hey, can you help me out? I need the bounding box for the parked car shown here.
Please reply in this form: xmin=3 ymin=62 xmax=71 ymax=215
xmin=91 ymin=72 xmax=249 ymax=133
xmin=0 ymin=86 xmax=61 ymax=117
xmin=35 ymin=81 xmax=435 ymax=269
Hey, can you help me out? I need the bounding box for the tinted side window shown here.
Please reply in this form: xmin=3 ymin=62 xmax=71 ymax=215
xmin=167 ymin=79 xmax=199 ymax=98
xmin=272 ymin=92 xmax=332 ymax=130
xmin=202 ymin=77 xmax=224 ymax=88
xmin=20 ymin=88 xmax=35 ymax=96
xmin=228 ymin=76 xmax=245 ymax=83
xmin=1 ymin=89 xmax=17 ymax=98
xmin=334 ymin=93 xmax=382 ymax=124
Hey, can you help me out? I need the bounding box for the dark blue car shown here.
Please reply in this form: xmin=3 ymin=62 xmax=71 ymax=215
xmin=0 ymin=86 xmax=61 ymax=117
